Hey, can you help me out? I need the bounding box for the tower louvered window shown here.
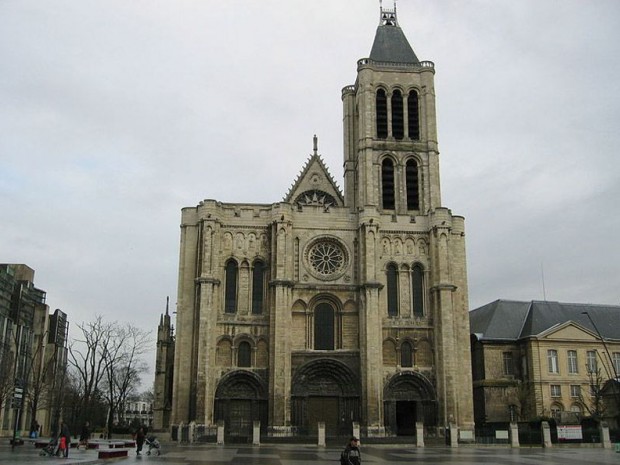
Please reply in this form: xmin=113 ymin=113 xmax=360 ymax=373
xmin=387 ymin=264 xmax=398 ymax=316
xmin=381 ymin=159 xmax=395 ymax=210
xmin=224 ymin=260 xmax=238 ymax=314
xmin=376 ymin=89 xmax=388 ymax=139
xmin=406 ymin=159 xmax=419 ymax=211
xmin=408 ymin=90 xmax=420 ymax=140
xmin=392 ymin=90 xmax=404 ymax=140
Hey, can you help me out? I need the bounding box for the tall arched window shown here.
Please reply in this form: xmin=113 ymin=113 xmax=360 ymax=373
xmin=408 ymin=90 xmax=420 ymax=140
xmin=406 ymin=159 xmax=419 ymax=211
xmin=392 ymin=90 xmax=404 ymax=140
xmin=251 ymin=260 xmax=266 ymax=315
xmin=376 ymin=89 xmax=388 ymax=139
xmin=412 ymin=264 xmax=424 ymax=317
xmin=314 ymin=303 xmax=335 ymax=350
xmin=224 ymin=260 xmax=238 ymax=314
xmin=386 ymin=264 xmax=399 ymax=317
xmin=237 ymin=341 xmax=252 ymax=367
xmin=382 ymin=159 xmax=395 ymax=210
xmin=401 ymin=341 xmax=413 ymax=367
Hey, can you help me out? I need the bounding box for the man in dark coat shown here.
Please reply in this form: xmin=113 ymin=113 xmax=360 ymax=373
xmin=341 ymin=436 xmax=361 ymax=465
xmin=136 ymin=427 xmax=146 ymax=455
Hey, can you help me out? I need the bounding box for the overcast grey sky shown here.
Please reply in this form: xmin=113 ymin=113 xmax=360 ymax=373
xmin=2 ymin=0 xmax=619 ymax=384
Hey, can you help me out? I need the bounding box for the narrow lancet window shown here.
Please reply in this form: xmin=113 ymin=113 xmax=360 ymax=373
xmin=406 ymin=159 xmax=419 ymax=211
xmin=392 ymin=90 xmax=404 ymax=140
xmin=314 ymin=303 xmax=335 ymax=350
xmin=376 ymin=89 xmax=388 ymax=139
xmin=224 ymin=260 xmax=238 ymax=313
xmin=382 ymin=159 xmax=395 ymax=210
xmin=251 ymin=260 xmax=265 ymax=315
xmin=408 ymin=90 xmax=420 ymax=140
xmin=412 ymin=264 xmax=424 ymax=317
xmin=401 ymin=341 xmax=413 ymax=367
xmin=238 ymin=341 xmax=251 ymax=367
xmin=387 ymin=264 xmax=399 ymax=316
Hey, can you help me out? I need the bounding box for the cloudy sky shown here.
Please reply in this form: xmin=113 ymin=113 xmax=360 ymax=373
xmin=2 ymin=0 xmax=619 ymax=384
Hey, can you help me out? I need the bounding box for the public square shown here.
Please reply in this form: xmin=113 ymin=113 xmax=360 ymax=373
xmin=1 ymin=441 xmax=619 ymax=465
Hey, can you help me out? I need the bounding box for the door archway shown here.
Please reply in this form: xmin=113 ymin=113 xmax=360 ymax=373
xmin=384 ymin=371 xmax=437 ymax=436
xmin=291 ymin=359 xmax=360 ymax=437
xmin=214 ymin=371 xmax=268 ymax=442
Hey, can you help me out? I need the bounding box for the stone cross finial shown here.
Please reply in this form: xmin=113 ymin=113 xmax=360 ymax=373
xmin=313 ymin=134 xmax=318 ymax=155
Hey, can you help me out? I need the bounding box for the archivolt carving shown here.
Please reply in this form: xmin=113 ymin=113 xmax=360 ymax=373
xmin=384 ymin=371 xmax=436 ymax=401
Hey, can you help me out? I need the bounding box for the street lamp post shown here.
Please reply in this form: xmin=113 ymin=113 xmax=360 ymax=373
xmin=582 ymin=311 xmax=620 ymax=424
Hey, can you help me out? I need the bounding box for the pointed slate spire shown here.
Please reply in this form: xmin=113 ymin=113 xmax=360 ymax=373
xmin=370 ymin=1 xmax=420 ymax=64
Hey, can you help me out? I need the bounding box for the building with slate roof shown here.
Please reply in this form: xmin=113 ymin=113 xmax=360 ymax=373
xmin=470 ymin=299 xmax=620 ymax=428
xmin=161 ymin=3 xmax=474 ymax=441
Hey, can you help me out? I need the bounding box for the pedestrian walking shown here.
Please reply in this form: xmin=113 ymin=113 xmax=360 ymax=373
xmin=136 ymin=427 xmax=145 ymax=456
xmin=340 ymin=436 xmax=361 ymax=465
xmin=79 ymin=421 xmax=90 ymax=450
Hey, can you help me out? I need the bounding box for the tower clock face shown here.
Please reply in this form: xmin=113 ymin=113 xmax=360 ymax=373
xmin=305 ymin=237 xmax=348 ymax=280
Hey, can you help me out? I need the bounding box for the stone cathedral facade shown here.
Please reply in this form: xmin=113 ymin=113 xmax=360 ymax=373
xmin=166 ymin=5 xmax=474 ymax=440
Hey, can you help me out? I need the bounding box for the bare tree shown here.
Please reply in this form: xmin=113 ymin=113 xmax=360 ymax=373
xmin=67 ymin=316 xmax=151 ymax=436
xmin=101 ymin=324 xmax=150 ymax=434
xmin=579 ymin=367 xmax=607 ymax=421
xmin=68 ymin=316 xmax=116 ymax=427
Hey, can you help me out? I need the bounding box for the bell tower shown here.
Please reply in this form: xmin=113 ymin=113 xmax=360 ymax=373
xmin=343 ymin=2 xmax=440 ymax=214
xmin=343 ymin=2 xmax=475 ymax=437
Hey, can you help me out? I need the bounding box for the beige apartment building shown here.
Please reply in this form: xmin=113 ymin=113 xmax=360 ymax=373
xmin=163 ymin=4 xmax=474 ymax=441
xmin=470 ymin=300 xmax=620 ymax=428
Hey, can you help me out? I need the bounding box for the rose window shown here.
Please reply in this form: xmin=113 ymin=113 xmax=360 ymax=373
xmin=307 ymin=239 xmax=346 ymax=278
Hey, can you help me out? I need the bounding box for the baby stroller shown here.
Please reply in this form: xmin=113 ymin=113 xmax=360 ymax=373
xmin=145 ymin=435 xmax=161 ymax=456
xmin=39 ymin=437 xmax=59 ymax=457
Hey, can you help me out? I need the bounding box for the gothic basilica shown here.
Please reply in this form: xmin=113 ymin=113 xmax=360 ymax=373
xmin=155 ymin=4 xmax=474 ymax=441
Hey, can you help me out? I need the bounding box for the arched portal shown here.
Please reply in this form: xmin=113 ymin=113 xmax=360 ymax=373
xmin=384 ymin=371 xmax=437 ymax=436
xmin=291 ymin=359 xmax=360 ymax=437
xmin=214 ymin=371 xmax=268 ymax=442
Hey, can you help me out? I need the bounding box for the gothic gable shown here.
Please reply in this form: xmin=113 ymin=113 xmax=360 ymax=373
xmin=284 ymin=154 xmax=344 ymax=209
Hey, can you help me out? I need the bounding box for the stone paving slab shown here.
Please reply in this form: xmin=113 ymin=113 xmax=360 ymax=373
xmin=1 ymin=440 xmax=620 ymax=465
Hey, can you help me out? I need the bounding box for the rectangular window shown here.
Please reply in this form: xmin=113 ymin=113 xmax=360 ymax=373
xmin=548 ymin=349 xmax=559 ymax=374
xmin=570 ymin=385 xmax=581 ymax=398
xmin=502 ymin=352 xmax=514 ymax=376
xmin=613 ymin=352 xmax=620 ymax=377
xmin=550 ymin=385 xmax=562 ymax=397
xmin=586 ymin=350 xmax=598 ymax=373
xmin=567 ymin=350 xmax=578 ymax=374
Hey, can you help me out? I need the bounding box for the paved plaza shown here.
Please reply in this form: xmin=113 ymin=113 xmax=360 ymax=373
xmin=1 ymin=441 xmax=620 ymax=465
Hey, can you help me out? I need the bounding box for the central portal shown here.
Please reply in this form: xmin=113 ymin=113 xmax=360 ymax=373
xmin=396 ymin=401 xmax=416 ymax=436
xmin=291 ymin=358 xmax=360 ymax=438
xmin=307 ymin=397 xmax=339 ymax=435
